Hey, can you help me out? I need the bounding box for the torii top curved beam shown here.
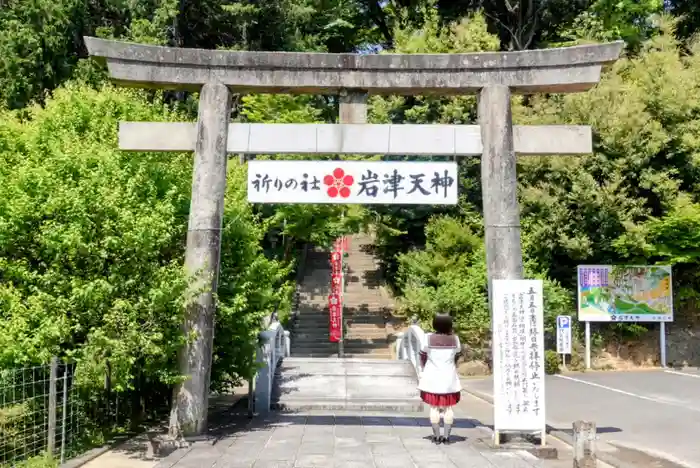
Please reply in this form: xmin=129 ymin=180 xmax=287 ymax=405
xmin=84 ymin=37 xmax=623 ymax=95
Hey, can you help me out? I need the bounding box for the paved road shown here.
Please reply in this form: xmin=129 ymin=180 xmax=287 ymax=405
xmin=462 ymin=368 xmax=700 ymax=468
xmin=153 ymin=393 xmax=581 ymax=468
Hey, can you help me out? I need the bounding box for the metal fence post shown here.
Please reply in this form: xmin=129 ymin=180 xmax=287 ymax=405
xmin=60 ymin=364 xmax=68 ymax=463
xmin=47 ymin=357 xmax=58 ymax=456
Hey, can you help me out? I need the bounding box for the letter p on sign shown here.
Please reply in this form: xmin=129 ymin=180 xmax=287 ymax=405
xmin=556 ymin=315 xmax=572 ymax=355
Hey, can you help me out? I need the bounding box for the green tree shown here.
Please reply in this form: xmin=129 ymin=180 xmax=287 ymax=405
xmin=395 ymin=215 xmax=573 ymax=350
xmin=561 ymin=0 xmax=663 ymax=47
xmin=0 ymin=0 xmax=84 ymax=109
xmin=367 ymin=11 xmax=498 ymax=282
xmin=668 ymin=0 xmax=700 ymax=41
xmin=0 ymin=84 xmax=288 ymax=393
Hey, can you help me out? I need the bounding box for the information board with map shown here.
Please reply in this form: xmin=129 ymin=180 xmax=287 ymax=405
xmin=577 ymin=265 xmax=673 ymax=322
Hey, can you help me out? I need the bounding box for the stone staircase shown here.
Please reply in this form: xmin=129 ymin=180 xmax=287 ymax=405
xmin=290 ymin=232 xmax=395 ymax=359
xmin=271 ymin=358 xmax=422 ymax=412
xmin=272 ymin=233 xmax=420 ymax=413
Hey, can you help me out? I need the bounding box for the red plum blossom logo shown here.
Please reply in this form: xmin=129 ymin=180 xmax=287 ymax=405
xmin=323 ymin=168 xmax=354 ymax=198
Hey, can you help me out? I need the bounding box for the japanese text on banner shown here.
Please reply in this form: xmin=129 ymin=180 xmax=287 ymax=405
xmin=328 ymin=294 xmax=342 ymax=342
xmin=247 ymin=160 xmax=458 ymax=205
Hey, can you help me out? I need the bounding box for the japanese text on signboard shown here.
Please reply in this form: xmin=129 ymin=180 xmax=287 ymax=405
xmin=247 ymin=161 xmax=458 ymax=205
xmin=492 ymin=280 xmax=546 ymax=432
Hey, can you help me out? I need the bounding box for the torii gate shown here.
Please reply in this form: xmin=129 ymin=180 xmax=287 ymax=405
xmin=84 ymin=36 xmax=623 ymax=436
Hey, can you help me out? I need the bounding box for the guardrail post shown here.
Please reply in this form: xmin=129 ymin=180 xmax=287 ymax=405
xmin=394 ymin=332 xmax=405 ymax=359
xmin=254 ymin=341 xmax=271 ymax=414
xmin=253 ymin=324 xmax=288 ymax=415
xmin=284 ymin=330 xmax=291 ymax=357
xmin=573 ymin=420 xmax=597 ymax=468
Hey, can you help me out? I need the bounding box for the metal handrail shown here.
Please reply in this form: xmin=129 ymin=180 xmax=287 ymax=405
xmin=252 ymin=318 xmax=290 ymax=415
xmin=394 ymin=319 xmax=426 ymax=378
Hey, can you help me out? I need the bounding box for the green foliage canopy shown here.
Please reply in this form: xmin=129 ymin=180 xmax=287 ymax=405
xmin=0 ymin=85 xmax=288 ymax=392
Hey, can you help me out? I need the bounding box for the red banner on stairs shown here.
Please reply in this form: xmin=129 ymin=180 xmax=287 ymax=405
xmin=328 ymin=237 xmax=347 ymax=343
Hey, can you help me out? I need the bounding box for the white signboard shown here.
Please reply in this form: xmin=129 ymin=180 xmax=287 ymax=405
xmin=492 ymin=279 xmax=546 ymax=433
xmin=247 ymin=160 xmax=458 ymax=205
xmin=556 ymin=315 xmax=572 ymax=354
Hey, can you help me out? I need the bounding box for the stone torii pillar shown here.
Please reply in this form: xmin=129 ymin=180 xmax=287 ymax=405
xmin=479 ymin=85 xmax=523 ymax=305
xmin=84 ymin=36 xmax=623 ymax=436
xmin=173 ymin=82 xmax=231 ymax=436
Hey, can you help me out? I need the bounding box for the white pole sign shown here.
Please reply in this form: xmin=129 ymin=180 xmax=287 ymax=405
xmin=247 ymin=160 xmax=458 ymax=205
xmin=492 ymin=279 xmax=546 ymax=433
xmin=556 ymin=315 xmax=572 ymax=355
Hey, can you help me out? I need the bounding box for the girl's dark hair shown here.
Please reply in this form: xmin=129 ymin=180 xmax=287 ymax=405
xmin=433 ymin=313 xmax=453 ymax=335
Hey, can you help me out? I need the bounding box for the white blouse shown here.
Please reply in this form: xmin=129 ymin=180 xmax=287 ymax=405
xmin=417 ymin=333 xmax=462 ymax=394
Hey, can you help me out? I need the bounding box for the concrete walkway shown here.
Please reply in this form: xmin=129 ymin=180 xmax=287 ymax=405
xmin=79 ymin=391 xmax=589 ymax=468
xmin=145 ymin=393 xmax=584 ymax=468
xmin=157 ymin=415 xmax=526 ymax=468
xmin=81 ymin=434 xmax=157 ymax=468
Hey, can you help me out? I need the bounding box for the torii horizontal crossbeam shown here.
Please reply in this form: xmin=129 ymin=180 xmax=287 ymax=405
xmin=84 ymin=37 xmax=623 ymax=94
xmin=119 ymin=122 xmax=592 ymax=156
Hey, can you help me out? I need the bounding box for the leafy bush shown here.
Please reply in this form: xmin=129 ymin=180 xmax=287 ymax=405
xmin=544 ymin=350 xmax=561 ymax=375
xmin=395 ymin=215 xmax=573 ymax=350
xmin=0 ymin=83 xmax=289 ymax=394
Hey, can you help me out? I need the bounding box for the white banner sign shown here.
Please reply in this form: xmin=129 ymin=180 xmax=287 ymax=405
xmin=492 ymin=279 xmax=546 ymax=433
xmin=556 ymin=315 xmax=572 ymax=355
xmin=247 ymin=160 xmax=458 ymax=205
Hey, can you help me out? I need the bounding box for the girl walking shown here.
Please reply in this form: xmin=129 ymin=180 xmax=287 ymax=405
xmin=418 ymin=313 xmax=462 ymax=444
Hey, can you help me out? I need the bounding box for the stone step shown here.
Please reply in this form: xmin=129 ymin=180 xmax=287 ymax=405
xmin=342 ymin=353 xmax=392 ymax=359
xmin=277 ymin=358 xmax=410 ymax=373
xmin=291 ymin=339 xmax=390 ymax=347
xmin=295 ymin=313 xmax=387 ymax=321
xmin=291 ymin=336 xmax=393 ymax=352
xmin=293 ymin=319 xmax=388 ymax=326
xmin=291 ymin=345 xmax=391 ymax=355
xmin=291 ymin=326 xmax=330 ymax=333
xmin=297 ymin=307 xmax=388 ymax=314
xmin=291 ymin=329 xmax=393 ymax=343
xmin=290 ymin=352 xmax=342 ymax=358
xmin=294 ymin=315 xmax=388 ymax=322
xmin=289 ymin=353 xmax=394 ymax=361
xmin=345 ymin=335 xmax=390 ymax=341
xmin=291 ymin=342 xmax=337 ymax=349
xmin=294 ymin=315 xmax=389 ymax=321
xmin=272 ymin=357 xmax=420 ymax=412
xmin=290 ymin=344 xmax=392 ymax=353
xmin=293 ymin=338 xmax=389 ymax=347
xmin=289 ymin=352 xmax=392 ymax=360
xmin=291 ymin=331 xmax=390 ymax=340
xmin=270 ymin=398 xmax=422 ymax=413
xmin=302 ymin=296 xmax=387 ymax=301
xmin=291 ymin=328 xmax=329 ymax=333
xmin=296 ymin=308 xmax=389 ymax=315
xmin=292 ymin=327 xmax=388 ymax=334
xmin=293 ymin=331 xmax=389 ymax=340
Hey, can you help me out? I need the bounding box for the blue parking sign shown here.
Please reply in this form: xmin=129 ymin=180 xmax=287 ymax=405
xmin=557 ymin=316 xmax=570 ymax=329
xmin=556 ymin=315 xmax=572 ymax=354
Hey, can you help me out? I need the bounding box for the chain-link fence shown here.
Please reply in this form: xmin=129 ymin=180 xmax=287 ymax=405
xmin=0 ymin=358 xmax=159 ymax=468
xmin=0 ymin=359 xmax=80 ymax=467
